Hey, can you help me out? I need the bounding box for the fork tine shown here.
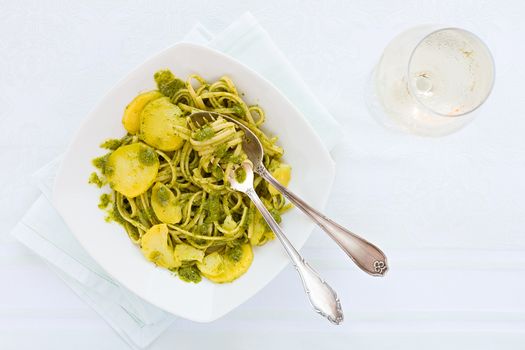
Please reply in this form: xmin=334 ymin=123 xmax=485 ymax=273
xmin=188 ymin=118 xmax=199 ymax=130
xmin=189 ymin=112 xmax=218 ymax=130
xmin=204 ymin=113 xmax=215 ymax=124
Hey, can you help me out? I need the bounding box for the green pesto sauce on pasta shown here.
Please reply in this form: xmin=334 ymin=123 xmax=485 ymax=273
xmin=89 ymin=70 xmax=291 ymax=284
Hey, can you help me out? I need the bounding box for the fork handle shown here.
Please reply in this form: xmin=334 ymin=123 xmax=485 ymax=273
xmin=256 ymin=165 xmax=388 ymax=276
xmin=244 ymin=187 xmax=344 ymax=325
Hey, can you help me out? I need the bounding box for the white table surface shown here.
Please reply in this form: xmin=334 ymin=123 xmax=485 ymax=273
xmin=2 ymin=1 xmax=525 ymax=349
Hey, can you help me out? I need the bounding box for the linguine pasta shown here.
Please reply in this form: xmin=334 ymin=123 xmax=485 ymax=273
xmin=89 ymin=70 xmax=291 ymax=283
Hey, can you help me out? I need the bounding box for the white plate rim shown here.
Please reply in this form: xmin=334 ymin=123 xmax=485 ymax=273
xmin=53 ymin=42 xmax=336 ymax=322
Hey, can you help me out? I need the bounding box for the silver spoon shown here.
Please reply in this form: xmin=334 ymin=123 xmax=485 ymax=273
xmin=228 ymin=160 xmax=344 ymax=324
xmin=190 ymin=111 xmax=388 ymax=276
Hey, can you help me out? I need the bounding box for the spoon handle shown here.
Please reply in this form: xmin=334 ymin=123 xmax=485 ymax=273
xmin=244 ymin=187 xmax=343 ymax=324
xmin=256 ymin=165 xmax=388 ymax=276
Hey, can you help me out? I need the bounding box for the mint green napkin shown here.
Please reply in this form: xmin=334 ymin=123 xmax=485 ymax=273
xmin=10 ymin=12 xmax=341 ymax=349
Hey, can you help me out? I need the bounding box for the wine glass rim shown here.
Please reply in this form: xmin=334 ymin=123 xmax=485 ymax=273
xmin=406 ymin=27 xmax=495 ymax=118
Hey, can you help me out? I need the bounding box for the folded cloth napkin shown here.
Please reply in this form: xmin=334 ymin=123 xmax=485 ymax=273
xmin=10 ymin=12 xmax=342 ymax=349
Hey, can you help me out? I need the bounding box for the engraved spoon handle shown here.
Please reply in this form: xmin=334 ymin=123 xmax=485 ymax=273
xmin=256 ymin=165 xmax=388 ymax=276
xmin=244 ymin=187 xmax=343 ymax=324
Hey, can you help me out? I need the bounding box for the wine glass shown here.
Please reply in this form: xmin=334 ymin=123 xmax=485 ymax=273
xmin=367 ymin=25 xmax=495 ymax=136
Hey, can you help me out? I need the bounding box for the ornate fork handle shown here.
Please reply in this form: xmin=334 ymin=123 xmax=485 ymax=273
xmin=255 ymin=164 xmax=388 ymax=276
xmin=244 ymin=187 xmax=344 ymax=324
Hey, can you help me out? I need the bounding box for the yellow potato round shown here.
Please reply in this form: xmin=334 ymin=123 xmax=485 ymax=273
xmin=197 ymin=252 xmax=224 ymax=277
xmin=150 ymin=183 xmax=182 ymax=224
xmin=268 ymin=163 xmax=292 ymax=196
xmin=248 ymin=210 xmax=270 ymax=246
xmin=139 ymin=97 xmax=187 ymax=151
xmin=106 ymin=143 xmax=159 ymax=198
xmin=122 ymin=91 xmax=162 ymax=134
xmin=140 ymin=224 xmax=180 ymax=269
xmin=174 ymin=243 xmax=204 ymax=262
xmin=203 ymin=244 xmax=253 ymax=283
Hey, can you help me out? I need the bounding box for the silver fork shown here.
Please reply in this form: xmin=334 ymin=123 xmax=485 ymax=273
xmin=189 ymin=111 xmax=388 ymax=277
xmin=228 ymin=160 xmax=344 ymax=324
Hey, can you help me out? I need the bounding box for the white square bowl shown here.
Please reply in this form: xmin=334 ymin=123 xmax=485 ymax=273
xmin=53 ymin=43 xmax=335 ymax=322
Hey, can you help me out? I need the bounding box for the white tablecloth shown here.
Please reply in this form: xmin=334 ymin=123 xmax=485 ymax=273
xmin=2 ymin=1 xmax=525 ymax=349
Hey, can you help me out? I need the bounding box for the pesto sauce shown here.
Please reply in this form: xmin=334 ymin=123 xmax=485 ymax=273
xmin=161 ymin=78 xmax=185 ymax=98
xmin=138 ymin=146 xmax=157 ymax=166
xmin=92 ymin=154 xmax=108 ymax=170
xmin=228 ymin=155 xmax=242 ymax=164
xmin=231 ymin=104 xmax=244 ymax=116
xmin=107 ymin=202 xmax=126 ymax=225
xmin=193 ymin=125 xmax=215 ymax=141
xmin=177 ymin=265 xmax=202 ymax=283
xmin=235 ymin=167 xmax=246 ymax=183
xmin=154 ymin=69 xmax=185 ymax=98
xmin=227 ymin=245 xmax=243 ymax=262
xmin=126 ymin=225 xmax=140 ymax=242
xmin=243 ymin=207 xmax=254 ymax=230
xmin=269 ymin=208 xmax=282 ymax=223
xmin=92 ymin=153 xmax=113 ymax=176
xmin=134 ymin=202 xmax=155 ymax=224
xmin=156 ymin=186 xmax=170 ymax=206
xmin=205 ymin=194 xmax=223 ymax=222
xmin=197 ymin=223 xmax=210 ymax=235
xmin=260 ymin=215 xmax=271 ymax=233
xmin=105 ymin=165 xmax=114 ymax=176
xmin=214 ymin=144 xmax=228 ymax=158
xmin=100 ymin=138 xmax=122 ymax=150
xmin=154 ymin=69 xmax=175 ymax=85
xmin=222 ymin=150 xmax=243 ymax=164
xmin=88 ymin=172 xmax=104 ymax=188
xmin=98 ymin=193 xmax=111 ymax=209
xmin=211 ymin=165 xmax=224 ymax=180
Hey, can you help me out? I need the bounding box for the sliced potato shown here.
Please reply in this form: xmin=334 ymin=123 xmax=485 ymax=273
xmin=122 ymin=90 xmax=162 ymax=134
xmin=222 ymin=215 xmax=237 ymax=231
xmin=151 ymin=183 xmax=182 ymax=224
xmin=139 ymin=97 xmax=187 ymax=151
xmin=174 ymin=243 xmax=205 ymax=262
xmin=203 ymin=244 xmax=253 ymax=283
xmin=197 ymin=252 xmax=224 ymax=277
xmin=268 ymin=163 xmax=292 ymax=196
xmin=249 ymin=210 xmax=269 ymax=246
xmin=140 ymin=224 xmax=180 ymax=269
xmin=106 ymin=143 xmax=159 ymax=198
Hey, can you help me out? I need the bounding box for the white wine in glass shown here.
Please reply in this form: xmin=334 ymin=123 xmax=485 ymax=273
xmin=368 ymin=26 xmax=495 ymax=136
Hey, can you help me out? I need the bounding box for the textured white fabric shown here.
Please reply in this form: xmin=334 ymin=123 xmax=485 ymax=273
xmin=2 ymin=1 xmax=525 ymax=349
